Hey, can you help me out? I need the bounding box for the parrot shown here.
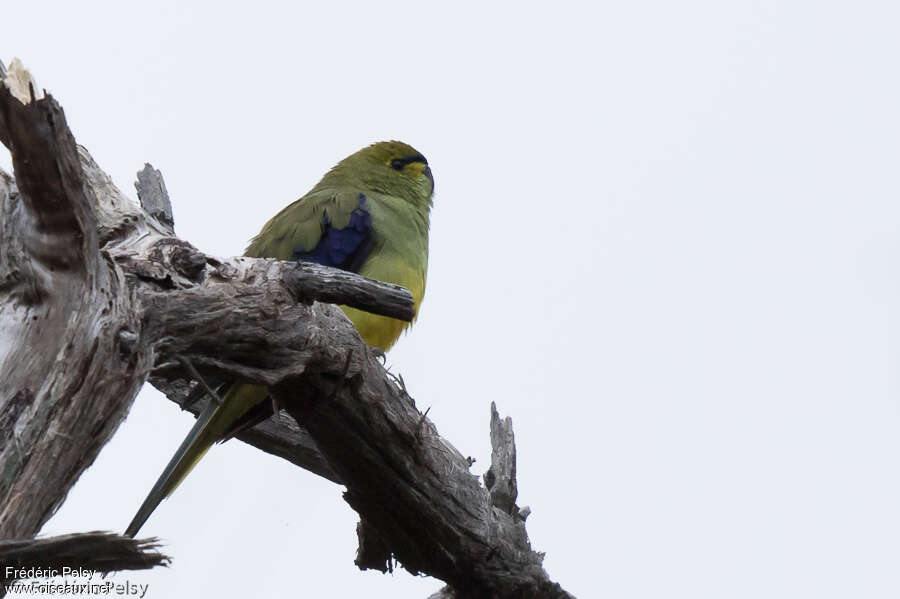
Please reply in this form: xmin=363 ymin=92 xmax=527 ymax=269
xmin=125 ymin=140 xmax=433 ymax=537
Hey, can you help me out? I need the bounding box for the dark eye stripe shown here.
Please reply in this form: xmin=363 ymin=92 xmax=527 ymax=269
xmin=390 ymin=153 xmax=428 ymax=170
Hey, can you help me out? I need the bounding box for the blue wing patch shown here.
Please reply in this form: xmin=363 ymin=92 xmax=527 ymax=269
xmin=293 ymin=193 xmax=374 ymax=273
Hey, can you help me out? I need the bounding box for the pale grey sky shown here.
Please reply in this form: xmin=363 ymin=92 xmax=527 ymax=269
xmin=3 ymin=1 xmax=900 ymax=597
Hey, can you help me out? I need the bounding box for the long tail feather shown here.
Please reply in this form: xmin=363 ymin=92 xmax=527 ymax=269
xmin=124 ymin=383 xmax=271 ymax=537
xmin=125 ymin=399 xmax=219 ymax=537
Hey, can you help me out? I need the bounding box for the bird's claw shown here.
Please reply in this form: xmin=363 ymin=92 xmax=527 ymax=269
xmin=176 ymin=354 xmax=224 ymax=407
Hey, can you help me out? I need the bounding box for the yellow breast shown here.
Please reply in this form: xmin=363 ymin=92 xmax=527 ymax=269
xmin=341 ymin=258 xmax=425 ymax=351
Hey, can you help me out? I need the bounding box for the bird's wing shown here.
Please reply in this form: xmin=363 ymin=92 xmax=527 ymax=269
xmin=245 ymin=188 xmax=375 ymax=272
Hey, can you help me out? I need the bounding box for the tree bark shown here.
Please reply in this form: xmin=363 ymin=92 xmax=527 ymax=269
xmin=0 ymin=532 xmax=169 ymax=582
xmin=0 ymin=62 xmax=572 ymax=598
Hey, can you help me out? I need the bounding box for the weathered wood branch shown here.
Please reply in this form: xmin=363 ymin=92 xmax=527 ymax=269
xmin=0 ymin=532 xmax=170 ymax=581
xmin=0 ymin=62 xmax=572 ymax=598
xmin=135 ymin=164 xmax=174 ymax=234
xmin=0 ymin=68 xmax=147 ymax=541
xmin=276 ymin=375 xmax=571 ymax=598
xmin=485 ymin=402 xmax=522 ymax=516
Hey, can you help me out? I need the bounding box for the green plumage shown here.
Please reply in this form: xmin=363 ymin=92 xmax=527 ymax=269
xmin=125 ymin=141 xmax=434 ymax=537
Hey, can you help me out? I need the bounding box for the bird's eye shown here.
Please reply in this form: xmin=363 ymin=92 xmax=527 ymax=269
xmin=390 ymin=159 xmax=405 ymax=171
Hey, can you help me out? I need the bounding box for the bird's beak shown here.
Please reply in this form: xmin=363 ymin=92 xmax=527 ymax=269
xmin=423 ymin=165 xmax=434 ymax=193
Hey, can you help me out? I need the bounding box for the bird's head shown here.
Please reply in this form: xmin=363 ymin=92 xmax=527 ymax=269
xmin=320 ymin=140 xmax=434 ymax=211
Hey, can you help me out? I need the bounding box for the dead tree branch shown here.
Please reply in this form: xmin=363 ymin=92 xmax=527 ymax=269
xmin=0 ymin=532 xmax=170 ymax=581
xmin=0 ymin=62 xmax=572 ymax=598
xmin=0 ymin=66 xmax=146 ymax=542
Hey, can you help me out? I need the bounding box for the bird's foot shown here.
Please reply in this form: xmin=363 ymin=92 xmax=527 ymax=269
xmin=176 ymin=354 xmax=224 ymax=407
xmin=372 ymin=347 xmax=386 ymax=364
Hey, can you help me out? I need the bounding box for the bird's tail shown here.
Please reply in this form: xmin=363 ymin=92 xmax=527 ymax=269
xmin=124 ymin=383 xmax=269 ymax=537
xmin=124 ymin=399 xmax=219 ymax=537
